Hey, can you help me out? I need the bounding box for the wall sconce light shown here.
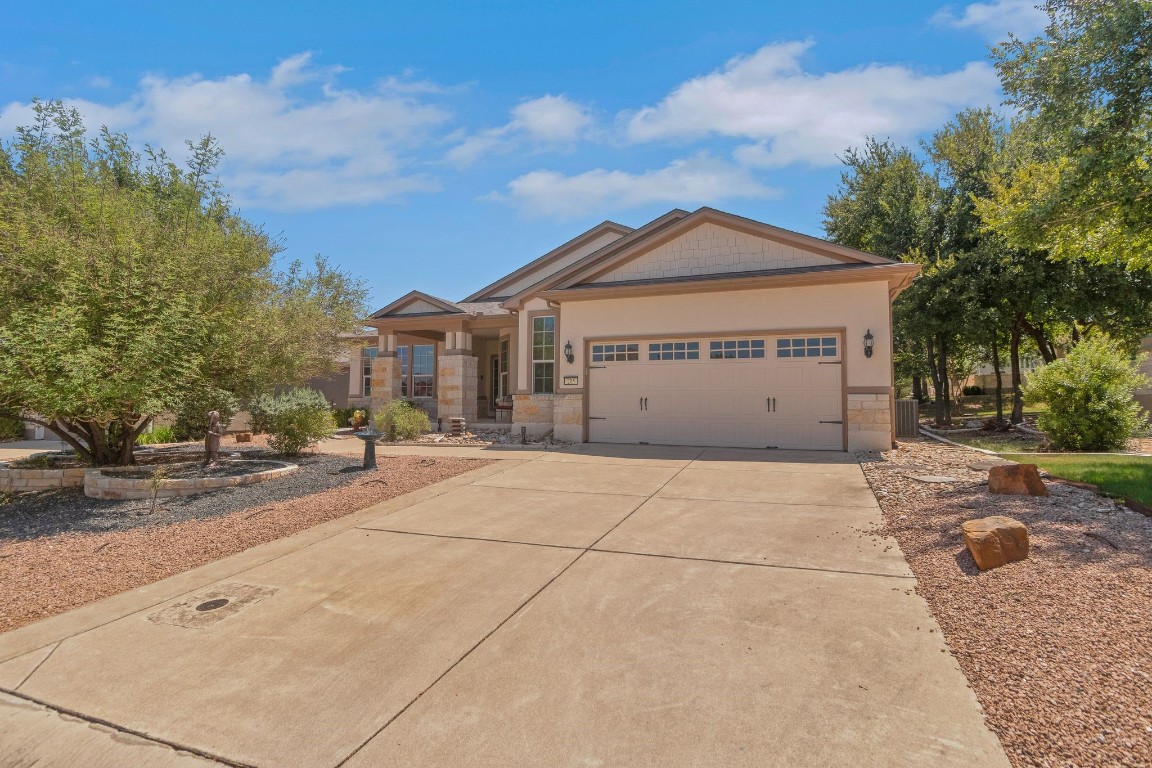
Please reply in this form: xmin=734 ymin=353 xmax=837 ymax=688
xmin=863 ymin=329 xmax=875 ymax=358
xmin=563 ymin=340 xmax=574 ymax=364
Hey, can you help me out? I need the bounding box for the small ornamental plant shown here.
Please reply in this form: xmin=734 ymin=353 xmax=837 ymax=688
xmin=375 ymin=400 xmax=430 ymax=441
xmin=1023 ymin=336 xmax=1149 ymax=452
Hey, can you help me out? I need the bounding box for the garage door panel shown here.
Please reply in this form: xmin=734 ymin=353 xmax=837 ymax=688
xmin=588 ymin=335 xmax=844 ymax=450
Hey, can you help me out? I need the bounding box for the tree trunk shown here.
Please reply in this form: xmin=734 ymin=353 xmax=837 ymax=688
xmin=912 ymin=375 xmax=924 ymax=402
xmin=936 ymin=333 xmax=952 ymax=427
xmin=991 ymin=338 xmax=1004 ymax=427
xmin=926 ymin=337 xmax=944 ymax=427
xmin=1010 ymin=320 xmax=1024 ymax=424
xmin=1019 ymin=317 xmax=1057 ymax=363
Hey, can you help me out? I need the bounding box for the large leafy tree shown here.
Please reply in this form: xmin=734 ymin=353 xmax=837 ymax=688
xmin=0 ymin=101 xmax=367 ymax=465
xmin=986 ymin=0 xmax=1152 ymax=267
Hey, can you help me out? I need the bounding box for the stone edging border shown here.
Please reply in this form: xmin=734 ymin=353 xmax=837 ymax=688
xmin=84 ymin=461 xmax=298 ymax=500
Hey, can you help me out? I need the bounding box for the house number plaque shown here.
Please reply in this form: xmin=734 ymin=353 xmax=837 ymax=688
xmin=563 ymin=376 xmax=579 ymax=386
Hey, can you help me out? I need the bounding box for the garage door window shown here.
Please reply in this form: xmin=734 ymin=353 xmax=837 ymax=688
xmin=776 ymin=337 xmax=838 ymax=358
xmin=591 ymin=343 xmax=639 ymax=362
xmin=709 ymin=339 xmax=765 ymax=359
xmin=648 ymin=341 xmax=700 ymax=361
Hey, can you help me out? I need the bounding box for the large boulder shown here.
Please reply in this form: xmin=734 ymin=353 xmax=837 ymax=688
xmin=988 ymin=463 xmax=1048 ymax=496
xmin=962 ymin=516 xmax=1030 ymax=570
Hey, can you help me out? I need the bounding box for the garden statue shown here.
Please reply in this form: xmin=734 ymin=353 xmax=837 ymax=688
xmin=204 ymin=410 xmax=222 ymax=467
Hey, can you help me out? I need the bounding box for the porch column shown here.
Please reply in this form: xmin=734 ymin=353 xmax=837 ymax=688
xmin=438 ymin=331 xmax=478 ymax=424
xmin=369 ymin=332 xmax=402 ymax=414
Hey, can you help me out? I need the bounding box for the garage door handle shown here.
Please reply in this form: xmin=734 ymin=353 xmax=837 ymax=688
xmin=819 ymin=420 xmax=843 ymax=424
xmin=766 ymin=397 xmax=776 ymax=412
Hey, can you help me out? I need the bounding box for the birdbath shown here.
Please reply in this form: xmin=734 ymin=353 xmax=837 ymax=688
xmin=355 ymin=425 xmax=382 ymax=470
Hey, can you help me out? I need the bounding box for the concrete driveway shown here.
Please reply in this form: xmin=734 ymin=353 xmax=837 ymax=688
xmin=0 ymin=445 xmax=1008 ymax=767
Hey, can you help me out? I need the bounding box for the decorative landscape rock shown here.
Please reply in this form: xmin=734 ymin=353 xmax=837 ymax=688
xmin=910 ymin=475 xmax=960 ymax=483
xmin=234 ymin=432 xmax=253 ymax=443
xmin=962 ymin=516 xmax=1030 ymax=570
xmin=988 ymin=463 xmax=1048 ymax=496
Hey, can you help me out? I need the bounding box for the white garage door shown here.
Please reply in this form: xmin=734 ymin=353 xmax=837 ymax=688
xmin=587 ymin=334 xmax=844 ymax=450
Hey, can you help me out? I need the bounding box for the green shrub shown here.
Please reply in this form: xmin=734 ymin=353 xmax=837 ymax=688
xmin=375 ymin=399 xmax=430 ymax=441
xmin=136 ymin=425 xmax=177 ymax=445
xmin=0 ymin=416 xmax=24 ymax=440
xmin=1023 ymin=337 xmax=1150 ymax=451
xmin=331 ymin=407 xmax=356 ymax=428
xmin=173 ymin=389 xmax=241 ymax=441
xmin=250 ymin=388 xmax=335 ymax=455
xmin=962 ymin=385 xmax=983 ymax=396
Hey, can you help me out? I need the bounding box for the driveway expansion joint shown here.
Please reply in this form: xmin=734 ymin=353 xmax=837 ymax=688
xmin=589 ymin=546 xmax=917 ymax=580
xmin=0 ymin=687 xmax=247 ymax=767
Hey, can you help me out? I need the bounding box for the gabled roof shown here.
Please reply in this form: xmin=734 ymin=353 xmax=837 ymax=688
xmin=501 ymin=209 xmax=691 ymax=309
xmin=461 ymin=220 xmax=633 ymax=302
xmin=553 ymin=207 xmax=895 ymax=290
xmin=369 ymin=290 xmax=467 ymax=319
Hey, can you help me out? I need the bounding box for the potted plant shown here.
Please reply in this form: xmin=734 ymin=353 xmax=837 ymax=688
xmin=350 ymin=409 xmax=368 ymax=430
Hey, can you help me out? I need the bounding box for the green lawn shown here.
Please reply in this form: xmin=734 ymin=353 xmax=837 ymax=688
xmin=945 ymin=432 xmax=1047 ymax=453
xmin=1000 ymin=454 xmax=1152 ymax=505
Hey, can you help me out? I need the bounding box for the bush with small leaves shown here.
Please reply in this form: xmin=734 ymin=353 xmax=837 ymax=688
xmin=173 ymin=389 xmax=241 ymax=441
xmin=375 ymin=399 xmax=430 ymax=441
xmin=1023 ymin=336 xmax=1149 ymax=451
xmin=136 ymin=425 xmax=177 ymax=445
xmin=250 ymin=388 xmax=336 ymax=455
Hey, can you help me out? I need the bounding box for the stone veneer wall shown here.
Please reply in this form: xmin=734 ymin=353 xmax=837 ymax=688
xmin=368 ymin=355 xmax=403 ymax=415
xmin=551 ymin=394 xmax=584 ymax=442
xmin=846 ymin=393 xmax=893 ymax=452
xmin=0 ymin=466 xmax=86 ymax=492
xmin=512 ymin=394 xmax=555 ymax=438
xmin=438 ymin=354 xmax=478 ymax=424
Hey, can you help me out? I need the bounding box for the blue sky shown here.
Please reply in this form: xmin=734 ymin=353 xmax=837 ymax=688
xmin=1 ymin=0 xmax=1047 ymax=309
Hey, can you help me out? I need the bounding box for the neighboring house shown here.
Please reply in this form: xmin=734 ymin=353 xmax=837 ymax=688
xmin=962 ymin=355 xmax=1043 ymax=394
xmin=310 ymin=330 xmax=378 ymax=410
xmin=1137 ymin=335 xmax=1152 ymax=416
xmin=361 ymin=207 xmax=919 ymax=451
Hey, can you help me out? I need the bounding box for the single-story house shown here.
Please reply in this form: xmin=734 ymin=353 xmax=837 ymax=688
xmin=355 ymin=207 xmax=920 ymax=451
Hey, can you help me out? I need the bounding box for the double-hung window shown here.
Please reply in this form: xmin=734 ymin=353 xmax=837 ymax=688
xmin=499 ymin=337 xmax=509 ymax=398
xmin=411 ymin=344 xmax=435 ymax=397
xmin=362 ymin=347 xmax=378 ymax=396
xmin=396 ymin=346 xmax=409 ymax=397
xmin=532 ymin=316 xmax=555 ymax=394
xmin=393 ymin=344 xmax=435 ymax=397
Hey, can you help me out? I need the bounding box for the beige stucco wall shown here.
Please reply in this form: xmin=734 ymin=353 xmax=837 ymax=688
xmin=559 ymin=281 xmax=894 ymax=389
xmin=516 ymin=297 xmax=559 ymax=394
xmin=554 ymin=280 xmax=896 ymax=451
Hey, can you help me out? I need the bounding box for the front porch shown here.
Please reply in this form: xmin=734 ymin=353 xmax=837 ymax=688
xmin=366 ymin=297 xmax=518 ymax=430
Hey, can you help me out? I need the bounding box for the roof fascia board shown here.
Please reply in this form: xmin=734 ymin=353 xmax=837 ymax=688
xmin=369 ymin=290 xmax=467 ymax=319
xmin=555 ymin=208 xmax=895 ymax=290
xmin=460 ymin=221 xmax=633 ymax=303
xmin=501 ymin=209 xmax=691 ymax=309
xmin=538 ymin=262 xmax=921 ymax=302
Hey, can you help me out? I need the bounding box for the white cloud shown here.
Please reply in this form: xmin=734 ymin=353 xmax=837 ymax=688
xmin=625 ymin=41 xmax=1000 ymax=168
xmin=0 ymin=53 xmax=450 ymax=212
xmin=490 ymin=153 xmax=776 ymax=218
xmin=931 ymin=0 xmax=1048 ymax=41
xmin=445 ymin=94 xmax=592 ymax=168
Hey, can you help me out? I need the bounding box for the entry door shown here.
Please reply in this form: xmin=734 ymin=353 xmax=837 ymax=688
xmin=587 ymin=335 xmax=843 ymax=450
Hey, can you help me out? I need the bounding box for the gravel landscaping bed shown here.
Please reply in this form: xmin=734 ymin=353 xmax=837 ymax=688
xmin=859 ymin=438 xmax=1152 ymax=767
xmin=1 ymin=448 xmax=358 ymax=541
xmin=0 ymin=453 xmax=491 ymax=633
